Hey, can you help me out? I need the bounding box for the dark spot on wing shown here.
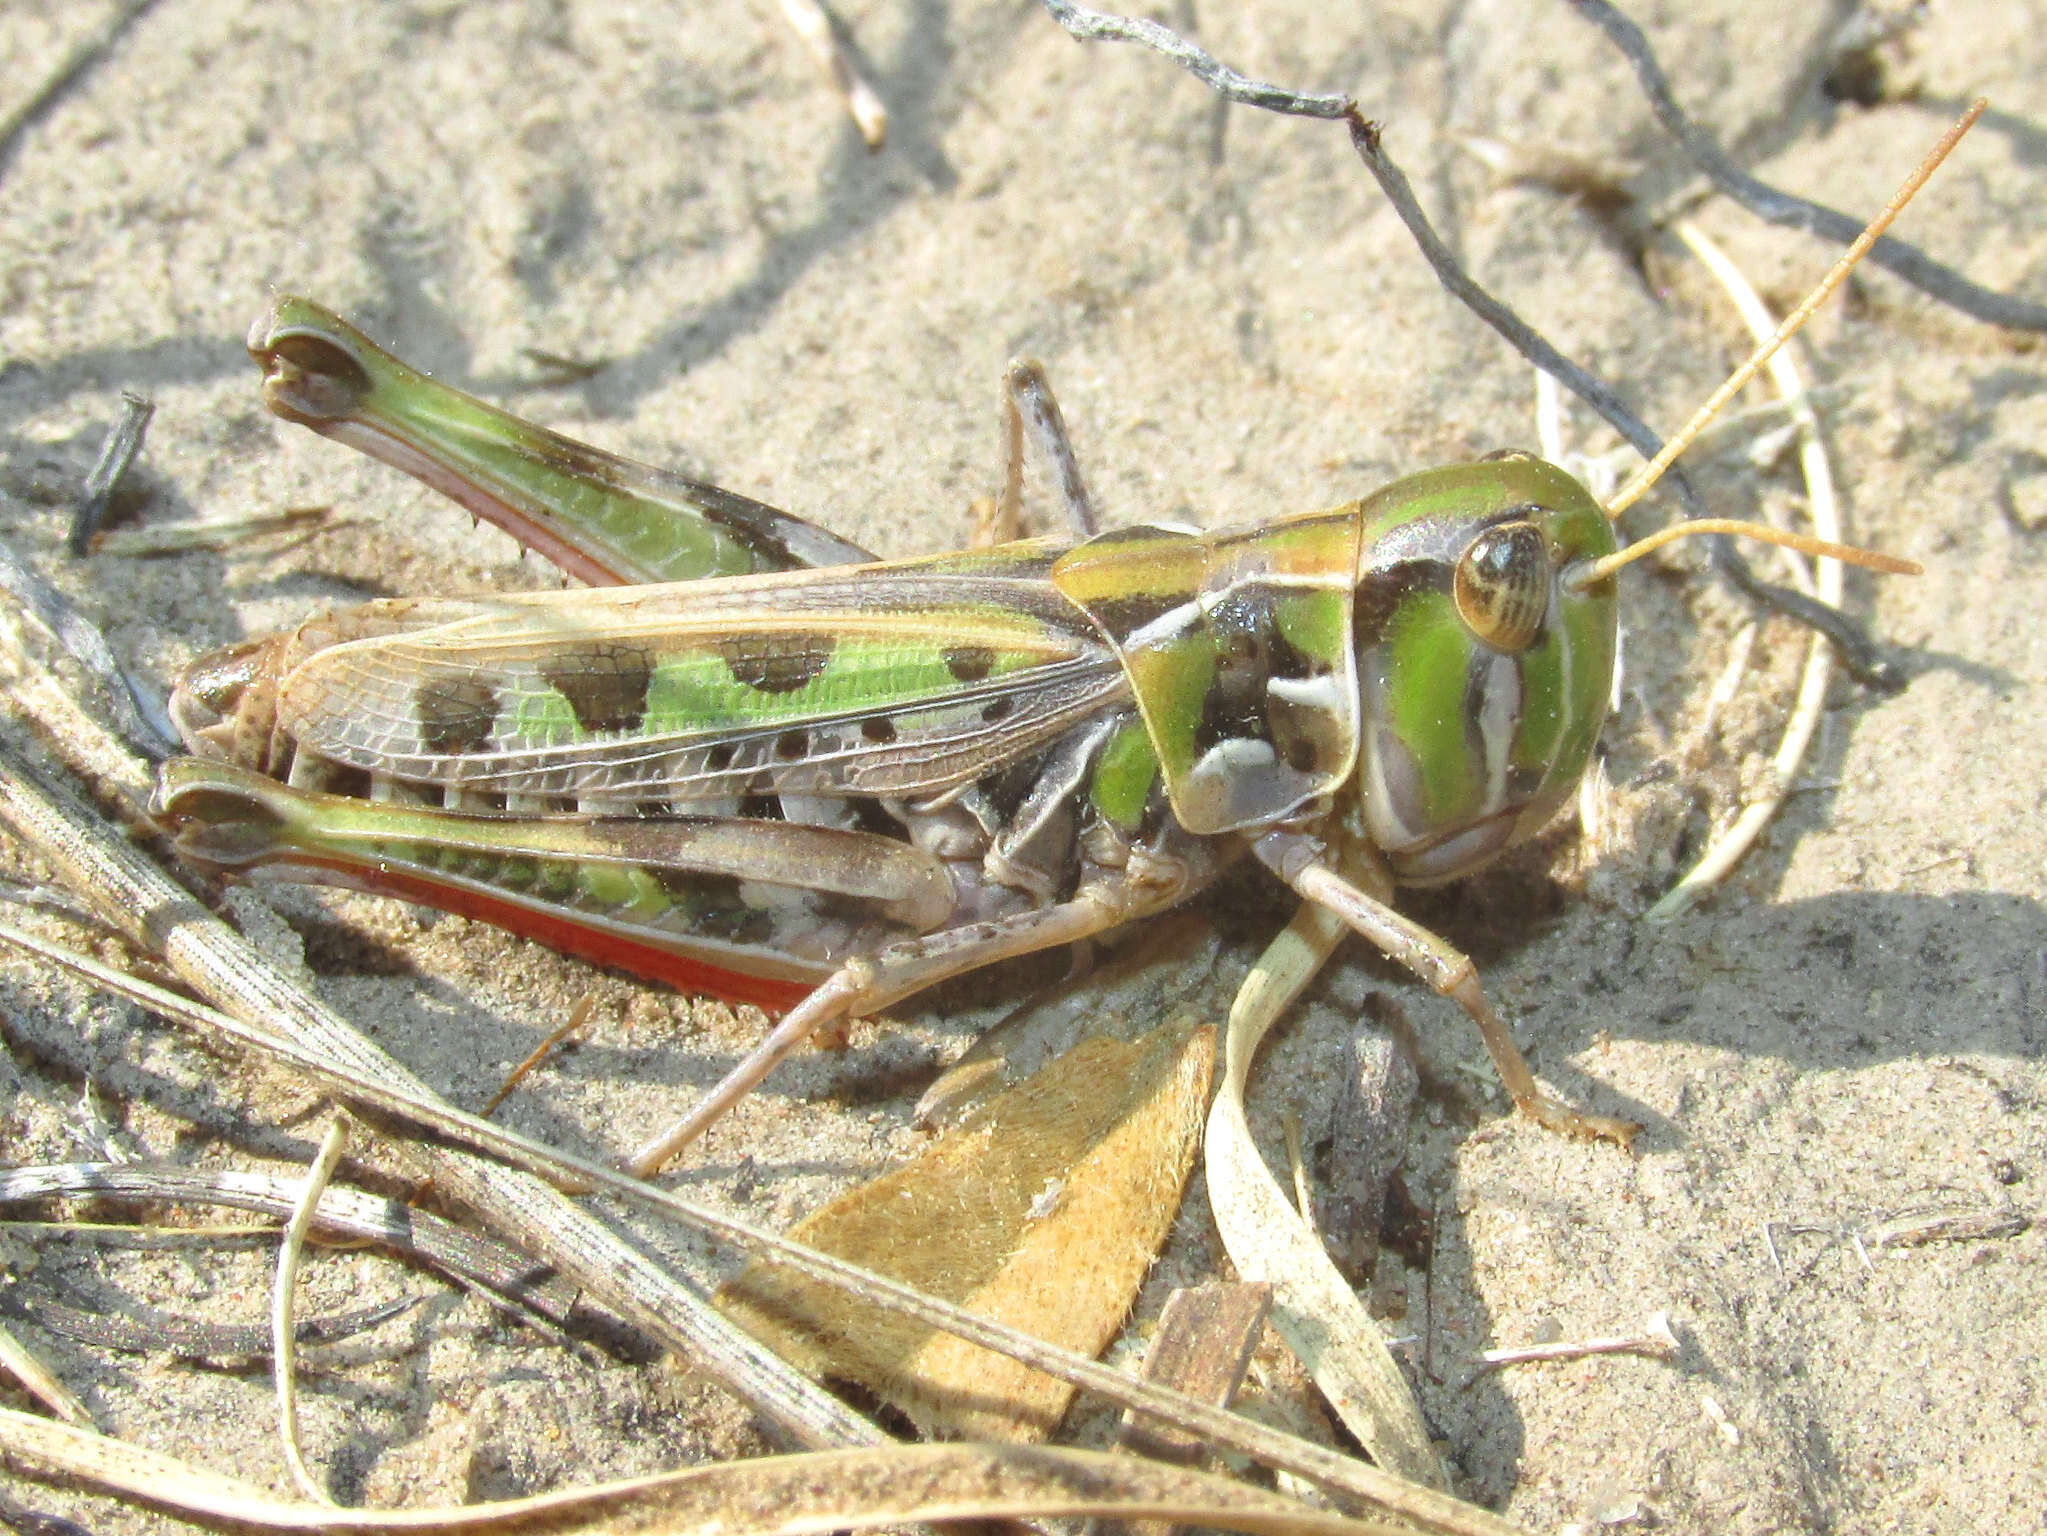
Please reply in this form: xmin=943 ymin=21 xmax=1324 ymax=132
xmin=861 ymin=716 xmax=898 ymax=744
xmin=721 ymin=632 xmax=835 ymax=694
xmin=416 ymin=672 xmax=502 ymax=756
xmin=705 ymin=742 xmax=737 ymax=772
xmin=542 ymin=644 xmax=654 ymax=734
xmin=981 ymin=697 xmax=1013 ymax=723
xmin=944 ymin=644 xmax=996 ymax=683
xmin=775 ymin=729 xmax=809 ymax=761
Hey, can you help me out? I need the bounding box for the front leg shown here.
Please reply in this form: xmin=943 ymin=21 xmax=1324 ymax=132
xmin=1253 ymin=826 xmax=1639 ymax=1147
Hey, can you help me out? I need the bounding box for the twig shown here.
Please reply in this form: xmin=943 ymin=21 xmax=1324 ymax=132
xmin=0 ymin=1290 xmax=419 ymax=1362
xmin=0 ymin=1218 xmax=275 ymax=1247
xmin=273 ymin=1119 xmax=347 ymax=1505
xmin=68 ymin=394 xmax=154 ymax=556
xmin=0 ymin=1162 xmax=579 ymax=1326
xmin=776 ymin=0 xmax=888 ymax=148
xmin=1037 ymin=0 xmax=1352 ymax=118
xmin=1862 ymin=1201 xmax=2029 ymax=1250
xmin=1473 ymin=1310 xmax=1680 ymax=1375
xmin=1344 ymin=114 xmax=1689 ymax=502
xmin=1566 ymin=0 xmax=2047 ymax=334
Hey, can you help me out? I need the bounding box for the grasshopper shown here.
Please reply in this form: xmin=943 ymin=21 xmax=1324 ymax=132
xmin=153 ymin=266 xmax=1914 ymax=1168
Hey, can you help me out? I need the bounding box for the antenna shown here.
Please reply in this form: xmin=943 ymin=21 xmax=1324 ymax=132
xmin=1600 ymin=99 xmax=1986 ymax=529
xmin=1568 ymin=517 xmax=1917 ymax=589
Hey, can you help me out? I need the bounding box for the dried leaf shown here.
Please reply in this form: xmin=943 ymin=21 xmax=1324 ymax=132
xmin=722 ymin=1017 xmax=1215 ymax=1440
xmin=1118 ymin=1281 xmax=1272 ymax=1465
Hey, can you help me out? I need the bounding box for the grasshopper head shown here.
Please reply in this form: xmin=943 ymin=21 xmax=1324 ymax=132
xmin=1054 ymin=461 xmax=1616 ymax=857
xmin=1352 ymin=455 xmax=1618 ymax=885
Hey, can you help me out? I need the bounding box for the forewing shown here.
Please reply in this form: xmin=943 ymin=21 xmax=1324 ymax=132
xmin=270 ymin=548 xmax=1128 ymax=806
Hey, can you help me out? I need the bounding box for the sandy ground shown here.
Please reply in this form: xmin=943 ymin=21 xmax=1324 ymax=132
xmin=0 ymin=2 xmax=2042 ymax=1532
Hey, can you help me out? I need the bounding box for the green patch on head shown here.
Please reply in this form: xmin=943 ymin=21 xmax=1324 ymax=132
xmin=1387 ymin=589 xmax=1479 ymax=828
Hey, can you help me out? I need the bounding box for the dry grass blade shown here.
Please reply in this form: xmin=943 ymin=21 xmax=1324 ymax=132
xmin=1205 ymin=902 xmax=1446 ymax=1490
xmin=0 ymin=748 xmax=885 ymax=1453
xmin=0 ymin=795 xmax=1512 ymax=1531
xmin=0 ymin=1162 xmax=580 ymax=1325
xmin=0 ymin=1407 xmax=1473 ymax=1536
xmin=1644 ymin=222 xmax=1846 ymax=920
xmin=272 ymin=1119 xmax=347 ymax=1504
xmin=0 ymin=1316 xmax=98 ymax=1430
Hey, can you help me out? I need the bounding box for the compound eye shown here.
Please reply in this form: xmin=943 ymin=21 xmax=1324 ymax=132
xmin=1454 ymin=518 xmax=1549 ymax=652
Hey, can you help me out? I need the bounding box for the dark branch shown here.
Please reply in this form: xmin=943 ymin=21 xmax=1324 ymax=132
xmin=1568 ymin=0 xmax=2047 ymax=333
xmin=1032 ymin=1 xmax=1917 ymax=684
xmin=1037 ymin=0 xmax=1354 ymax=118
